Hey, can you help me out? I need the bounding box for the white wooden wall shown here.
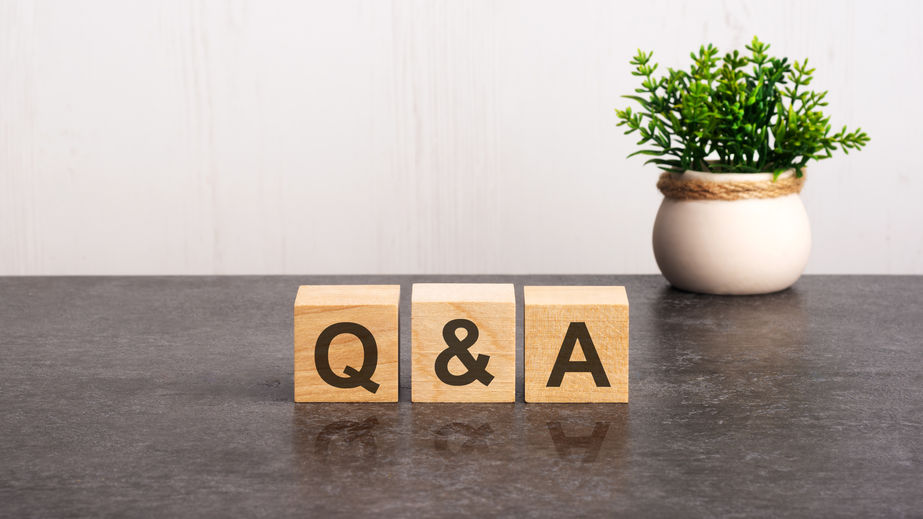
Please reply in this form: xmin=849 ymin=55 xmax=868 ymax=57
xmin=1 ymin=0 xmax=921 ymax=275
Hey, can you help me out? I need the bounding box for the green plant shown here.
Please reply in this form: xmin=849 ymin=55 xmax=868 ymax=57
xmin=615 ymin=36 xmax=869 ymax=176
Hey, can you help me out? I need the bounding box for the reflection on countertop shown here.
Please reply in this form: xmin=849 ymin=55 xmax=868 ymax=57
xmin=292 ymin=403 xmax=629 ymax=466
xmin=290 ymin=402 xmax=630 ymax=510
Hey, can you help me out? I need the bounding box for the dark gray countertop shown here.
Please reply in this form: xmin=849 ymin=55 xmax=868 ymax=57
xmin=1 ymin=275 xmax=921 ymax=517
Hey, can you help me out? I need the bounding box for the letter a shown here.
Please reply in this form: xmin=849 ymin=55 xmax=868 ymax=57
xmin=546 ymin=322 xmax=610 ymax=388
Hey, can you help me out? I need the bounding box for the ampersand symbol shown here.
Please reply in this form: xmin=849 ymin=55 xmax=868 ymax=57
xmin=434 ymin=318 xmax=494 ymax=386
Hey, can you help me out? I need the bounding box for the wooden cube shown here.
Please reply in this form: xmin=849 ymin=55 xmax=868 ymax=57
xmin=294 ymin=285 xmax=400 ymax=402
xmin=411 ymin=283 xmax=515 ymax=402
xmin=524 ymin=286 xmax=629 ymax=403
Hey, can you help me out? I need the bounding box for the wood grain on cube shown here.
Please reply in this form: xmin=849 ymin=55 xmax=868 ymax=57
xmin=294 ymin=285 xmax=400 ymax=402
xmin=412 ymin=283 xmax=515 ymax=403
xmin=524 ymin=286 xmax=629 ymax=403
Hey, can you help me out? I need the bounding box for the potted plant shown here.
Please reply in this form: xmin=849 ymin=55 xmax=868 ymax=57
xmin=616 ymin=36 xmax=869 ymax=295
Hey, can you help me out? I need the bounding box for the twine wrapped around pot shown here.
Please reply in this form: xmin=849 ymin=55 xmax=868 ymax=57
xmin=657 ymin=172 xmax=805 ymax=201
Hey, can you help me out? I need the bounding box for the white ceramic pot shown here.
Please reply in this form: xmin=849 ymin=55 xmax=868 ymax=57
xmin=652 ymin=169 xmax=811 ymax=295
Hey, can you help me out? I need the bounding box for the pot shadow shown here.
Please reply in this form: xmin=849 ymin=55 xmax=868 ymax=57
xmin=633 ymin=285 xmax=813 ymax=484
xmin=648 ymin=284 xmax=808 ymax=382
